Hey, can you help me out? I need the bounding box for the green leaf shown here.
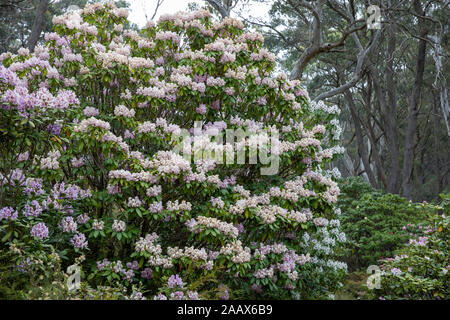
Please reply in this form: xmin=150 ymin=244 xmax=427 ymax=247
xmin=1 ymin=230 xmax=13 ymax=242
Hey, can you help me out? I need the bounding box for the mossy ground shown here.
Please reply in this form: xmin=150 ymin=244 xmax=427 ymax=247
xmin=335 ymin=272 xmax=370 ymax=300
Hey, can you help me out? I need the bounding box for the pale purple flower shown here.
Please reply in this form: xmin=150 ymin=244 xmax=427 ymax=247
xmin=107 ymin=184 xmax=121 ymax=195
xmin=195 ymin=104 xmax=207 ymax=115
xmin=124 ymin=129 xmax=135 ymax=139
xmin=126 ymin=261 xmax=139 ymax=270
xmin=187 ymin=291 xmax=199 ymax=300
xmin=170 ymin=291 xmax=184 ymax=300
xmin=0 ymin=206 xmax=18 ymax=221
xmin=71 ymin=232 xmax=88 ymax=249
xmin=149 ymin=201 xmax=163 ymax=213
xmin=77 ymin=214 xmax=90 ymax=224
xmin=60 ymin=216 xmax=78 ymax=232
xmin=97 ymin=259 xmax=111 ymax=271
xmin=219 ymin=284 xmax=229 ymax=300
xmin=391 ymin=268 xmax=402 ymax=276
xmin=154 ymin=293 xmax=167 ymax=300
xmin=141 ymin=268 xmax=153 ymax=279
xmin=155 ymin=57 xmax=165 ymax=65
xmin=211 ymin=100 xmax=220 ymax=110
xmin=31 ymin=222 xmax=49 ymax=239
xmin=47 ymin=124 xmax=61 ymax=135
xmin=18 ymin=151 xmax=29 ymax=162
xmin=251 ymin=283 xmax=262 ymax=293
xmin=168 ymin=274 xmax=184 ymax=288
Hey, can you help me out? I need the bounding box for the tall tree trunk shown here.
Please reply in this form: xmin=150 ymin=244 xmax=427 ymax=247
xmin=27 ymin=0 xmax=49 ymax=52
xmin=361 ymin=76 xmax=387 ymax=189
xmin=368 ymin=19 xmax=400 ymax=193
xmin=385 ymin=23 xmax=400 ymax=194
xmin=429 ymin=32 xmax=450 ymax=139
xmin=433 ymin=91 xmax=443 ymax=195
xmin=401 ymin=0 xmax=428 ymax=199
xmin=414 ymin=145 xmax=424 ymax=201
xmin=344 ymin=90 xmax=378 ymax=187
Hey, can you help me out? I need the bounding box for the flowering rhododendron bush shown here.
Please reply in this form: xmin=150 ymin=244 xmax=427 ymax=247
xmin=0 ymin=2 xmax=347 ymax=299
xmin=369 ymin=213 xmax=449 ymax=300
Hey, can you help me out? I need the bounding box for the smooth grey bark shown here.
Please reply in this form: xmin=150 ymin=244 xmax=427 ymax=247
xmin=344 ymin=89 xmax=378 ymax=187
xmin=384 ymin=13 xmax=401 ymax=194
xmin=401 ymin=0 xmax=428 ymax=199
xmin=433 ymin=91 xmax=443 ymax=194
xmin=430 ymin=34 xmax=450 ymax=139
xmin=27 ymin=0 xmax=48 ymax=52
xmin=342 ymin=150 xmax=357 ymax=177
xmin=370 ymin=42 xmax=400 ymax=194
xmin=361 ymin=81 xmax=387 ymax=189
xmin=205 ymin=0 xmax=233 ymax=18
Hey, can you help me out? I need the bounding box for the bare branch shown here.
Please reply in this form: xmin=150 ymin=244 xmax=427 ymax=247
xmin=313 ymin=28 xmax=382 ymax=102
xmin=204 ymin=0 xmax=231 ymax=18
xmin=151 ymin=0 xmax=164 ymax=20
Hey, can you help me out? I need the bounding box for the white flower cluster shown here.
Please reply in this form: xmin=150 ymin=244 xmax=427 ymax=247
xmin=236 ymin=32 xmax=264 ymax=43
xmin=114 ymin=105 xmax=135 ymax=118
xmin=210 ymin=196 xmax=225 ymax=209
xmin=166 ymin=200 xmax=191 ymax=212
xmin=129 ymin=57 xmax=154 ymax=69
xmin=73 ymin=117 xmax=111 ymax=132
xmin=92 ymin=219 xmax=104 ymax=230
xmin=108 ymin=170 xmax=158 ymax=183
xmin=134 ymin=233 xmax=161 ymax=254
xmin=219 ymin=240 xmax=251 ymax=264
xmin=255 ymin=205 xmax=287 ymax=224
xmin=167 ymin=246 xmax=208 ymax=262
xmin=192 ymin=216 xmax=239 ymax=238
xmin=313 ymin=217 xmax=329 ymax=227
xmin=288 ymin=209 xmax=313 ymax=223
xmin=127 ymin=196 xmax=142 ymax=208
xmin=213 ymin=17 xmax=244 ymax=30
xmin=233 ymin=185 xmax=251 ymax=198
xmin=325 ymin=167 xmax=342 ymax=180
xmin=330 ymin=118 xmax=342 ymax=140
xmin=310 ymin=100 xmax=341 ymax=115
xmin=254 ymin=267 xmax=274 ymax=279
xmin=146 ymin=185 xmax=162 ymax=197
xmin=150 ymin=151 xmax=191 ymax=175
xmin=112 ymin=219 xmax=126 ymax=232
xmin=40 ymin=150 xmax=61 ymax=170
xmin=83 ymin=106 xmax=99 ymax=117
xmin=148 ymin=255 xmax=173 ymax=269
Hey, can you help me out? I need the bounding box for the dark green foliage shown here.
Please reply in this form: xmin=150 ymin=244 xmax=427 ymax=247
xmin=338 ymin=177 xmax=432 ymax=271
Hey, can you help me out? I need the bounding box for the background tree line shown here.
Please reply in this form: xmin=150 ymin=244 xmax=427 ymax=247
xmin=206 ymin=0 xmax=449 ymax=201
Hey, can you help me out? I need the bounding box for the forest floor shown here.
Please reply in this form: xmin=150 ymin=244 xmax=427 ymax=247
xmin=335 ymin=272 xmax=370 ymax=300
